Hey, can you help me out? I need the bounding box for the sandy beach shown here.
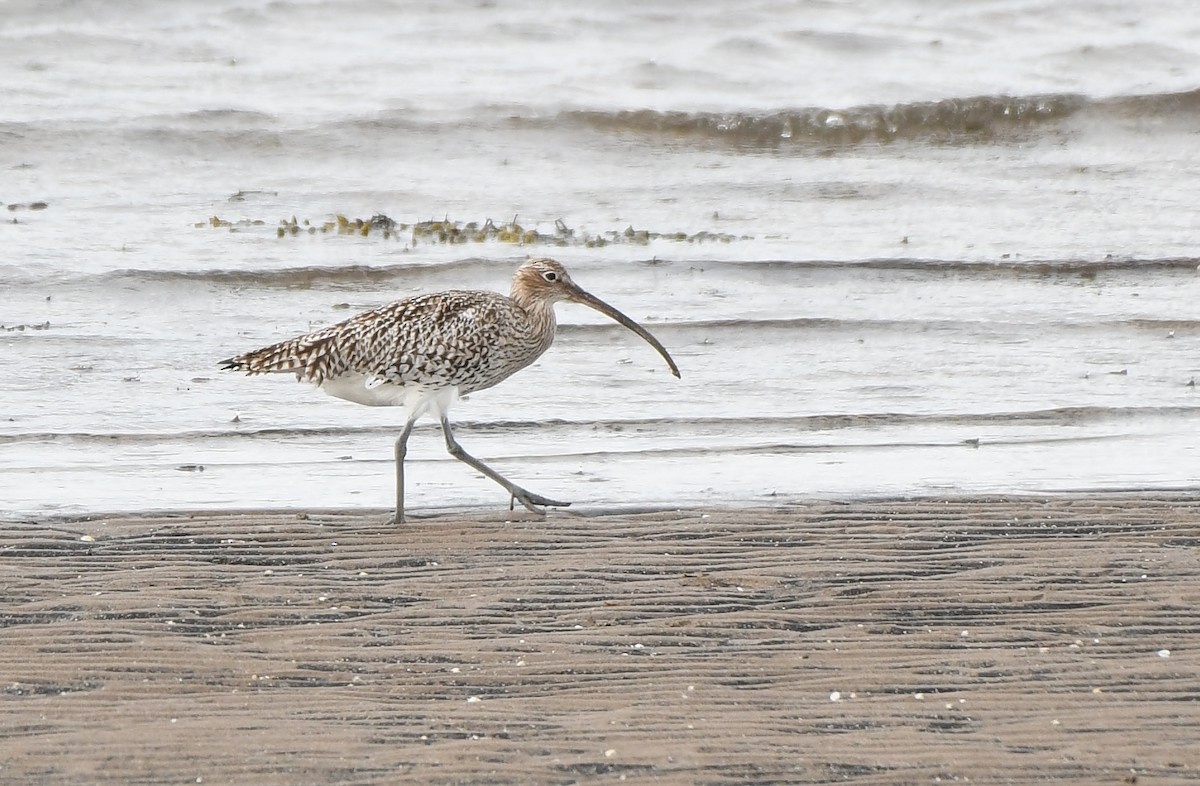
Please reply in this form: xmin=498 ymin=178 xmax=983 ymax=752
xmin=2 ymin=495 xmax=1198 ymax=784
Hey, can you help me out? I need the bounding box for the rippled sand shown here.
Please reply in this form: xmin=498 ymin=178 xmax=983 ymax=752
xmin=4 ymin=495 xmax=1198 ymax=784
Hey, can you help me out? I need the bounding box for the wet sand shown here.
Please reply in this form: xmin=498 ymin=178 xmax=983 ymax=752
xmin=3 ymin=495 xmax=1199 ymax=785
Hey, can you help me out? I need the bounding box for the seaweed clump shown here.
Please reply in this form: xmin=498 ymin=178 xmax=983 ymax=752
xmin=198 ymin=214 xmax=744 ymax=247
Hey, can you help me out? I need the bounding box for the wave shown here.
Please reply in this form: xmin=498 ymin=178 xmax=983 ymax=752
xmin=3 ymin=405 xmax=1197 ymax=446
xmin=9 ymin=87 xmax=1199 ymax=155
xmin=557 ymin=95 xmax=1082 ymax=146
xmin=6 ymin=315 xmax=1196 ymax=344
xmin=20 ymin=253 xmax=1198 ymax=290
xmin=571 ymin=316 xmax=1200 ymax=334
xmin=546 ymin=88 xmax=1200 ymax=147
xmin=736 ymin=257 xmax=1200 ymax=274
xmin=87 ymin=260 xmax=486 ymax=288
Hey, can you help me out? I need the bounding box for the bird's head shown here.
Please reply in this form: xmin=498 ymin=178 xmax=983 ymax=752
xmin=510 ymin=258 xmax=681 ymax=378
xmin=511 ymin=258 xmax=578 ymax=306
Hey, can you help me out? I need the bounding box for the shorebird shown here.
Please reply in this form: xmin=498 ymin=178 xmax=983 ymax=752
xmin=221 ymin=258 xmax=680 ymax=523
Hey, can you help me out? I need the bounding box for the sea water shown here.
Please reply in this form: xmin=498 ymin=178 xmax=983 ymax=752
xmin=3 ymin=0 xmax=1200 ymax=516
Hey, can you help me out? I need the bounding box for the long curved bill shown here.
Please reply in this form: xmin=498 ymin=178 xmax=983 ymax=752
xmin=566 ymin=286 xmax=681 ymax=378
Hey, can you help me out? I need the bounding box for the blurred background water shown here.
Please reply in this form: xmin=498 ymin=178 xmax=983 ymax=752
xmin=3 ymin=0 xmax=1200 ymax=517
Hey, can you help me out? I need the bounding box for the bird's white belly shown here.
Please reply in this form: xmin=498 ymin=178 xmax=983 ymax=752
xmin=319 ymin=374 xmax=458 ymax=418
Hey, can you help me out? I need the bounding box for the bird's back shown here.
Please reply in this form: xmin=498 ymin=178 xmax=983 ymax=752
xmin=222 ymin=289 xmax=556 ymax=397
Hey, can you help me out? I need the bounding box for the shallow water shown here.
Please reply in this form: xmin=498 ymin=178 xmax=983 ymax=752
xmin=3 ymin=0 xmax=1200 ymax=516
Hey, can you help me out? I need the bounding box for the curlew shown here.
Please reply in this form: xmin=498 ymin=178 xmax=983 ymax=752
xmin=221 ymin=258 xmax=680 ymax=522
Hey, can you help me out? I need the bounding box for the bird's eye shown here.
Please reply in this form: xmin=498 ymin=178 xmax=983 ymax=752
xmin=542 ymin=271 xmax=558 ymax=282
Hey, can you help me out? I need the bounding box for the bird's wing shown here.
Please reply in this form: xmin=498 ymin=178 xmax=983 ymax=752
xmin=223 ymin=291 xmax=521 ymax=387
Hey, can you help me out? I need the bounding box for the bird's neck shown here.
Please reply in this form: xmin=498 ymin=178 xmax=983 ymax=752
xmin=510 ymin=287 xmax=558 ymax=343
xmin=510 ymin=284 xmax=550 ymax=314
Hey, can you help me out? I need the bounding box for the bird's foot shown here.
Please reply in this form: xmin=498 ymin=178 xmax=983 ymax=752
xmin=509 ymin=488 xmax=571 ymax=516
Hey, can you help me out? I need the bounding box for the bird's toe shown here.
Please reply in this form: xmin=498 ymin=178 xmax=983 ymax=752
xmin=511 ymin=490 xmax=571 ymax=514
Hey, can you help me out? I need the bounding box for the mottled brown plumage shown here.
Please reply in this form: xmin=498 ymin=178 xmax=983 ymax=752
xmin=225 ymin=289 xmax=555 ymax=402
xmin=222 ymin=258 xmax=680 ymax=522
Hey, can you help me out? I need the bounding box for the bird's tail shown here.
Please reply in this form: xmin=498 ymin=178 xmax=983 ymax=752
xmin=220 ymin=336 xmax=318 ymax=378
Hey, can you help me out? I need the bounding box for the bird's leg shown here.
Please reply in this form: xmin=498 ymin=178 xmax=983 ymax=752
xmin=439 ymin=415 xmax=570 ymax=515
xmin=391 ymin=418 xmax=418 ymax=525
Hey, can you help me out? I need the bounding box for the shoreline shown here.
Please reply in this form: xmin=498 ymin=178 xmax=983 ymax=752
xmin=19 ymin=485 xmax=1200 ymax=525
xmin=4 ymin=494 xmax=1199 ymax=784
